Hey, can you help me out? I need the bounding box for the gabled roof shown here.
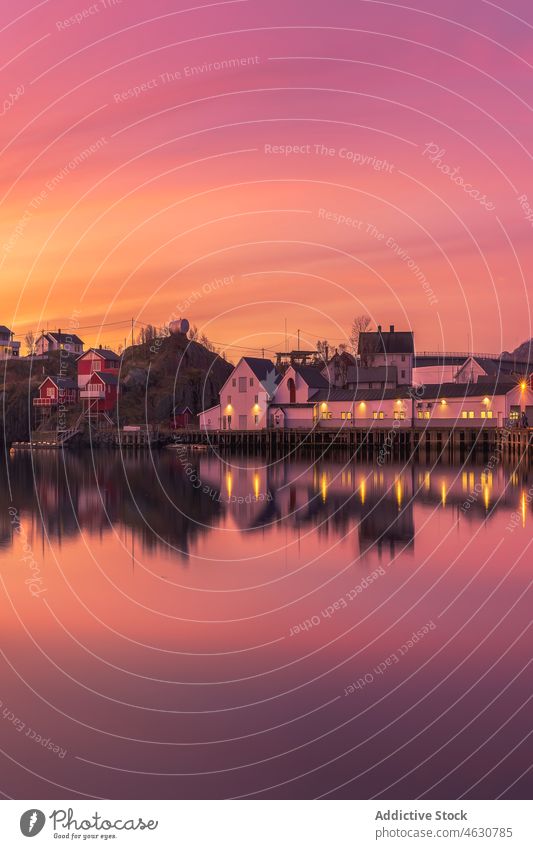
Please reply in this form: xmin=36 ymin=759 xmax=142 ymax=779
xmin=294 ymin=365 xmax=330 ymax=388
xmin=242 ymin=357 xmax=279 ymax=382
xmin=78 ymin=347 xmax=119 ymax=361
xmin=90 ymin=371 xmax=118 ymax=385
xmin=0 ymin=325 xmax=13 ymax=336
xmin=39 ymin=375 xmax=77 ymax=390
xmin=43 ymin=331 xmax=85 ymax=345
xmin=473 ymin=357 xmax=531 ymax=377
xmin=173 ymin=405 xmax=192 ymax=415
xmin=359 ymin=330 xmax=414 ymax=355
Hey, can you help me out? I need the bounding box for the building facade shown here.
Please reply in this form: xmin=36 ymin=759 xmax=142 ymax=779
xmin=35 ymin=331 xmax=84 ymax=356
xmin=0 ymin=326 xmax=20 ymax=359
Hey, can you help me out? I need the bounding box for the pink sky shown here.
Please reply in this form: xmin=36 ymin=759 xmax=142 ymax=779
xmin=2 ymin=0 xmax=532 ymax=358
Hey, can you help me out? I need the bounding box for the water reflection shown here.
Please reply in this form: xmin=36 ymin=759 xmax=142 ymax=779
xmin=1 ymin=449 xmax=531 ymax=562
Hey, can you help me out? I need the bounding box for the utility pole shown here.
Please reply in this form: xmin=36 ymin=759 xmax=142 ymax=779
xmin=297 ymin=329 xmax=300 ymax=351
xmin=131 ymin=318 xmax=134 ymax=348
xmin=284 ymin=318 xmax=287 ymax=352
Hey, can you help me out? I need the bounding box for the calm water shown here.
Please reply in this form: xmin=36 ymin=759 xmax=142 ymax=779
xmin=0 ymin=447 xmax=531 ymax=800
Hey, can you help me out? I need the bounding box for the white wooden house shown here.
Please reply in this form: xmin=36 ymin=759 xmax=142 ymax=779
xmin=199 ymin=357 xmax=280 ymax=431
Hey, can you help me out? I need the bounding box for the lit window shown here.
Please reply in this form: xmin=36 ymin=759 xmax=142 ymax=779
xmin=481 ymin=410 xmax=493 ymax=419
xmin=373 ymin=411 xmax=384 ymax=419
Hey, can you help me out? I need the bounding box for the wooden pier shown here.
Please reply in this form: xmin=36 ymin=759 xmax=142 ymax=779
xmin=170 ymin=425 xmax=533 ymax=458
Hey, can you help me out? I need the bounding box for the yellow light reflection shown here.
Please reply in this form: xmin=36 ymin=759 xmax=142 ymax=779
xmin=395 ymin=478 xmax=403 ymax=509
xmin=321 ymin=472 xmax=327 ymax=503
xmin=441 ymin=480 xmax=447 ymax=507
xmin=253 ymin=473 xmax=260 ymax=500
xmin=359 ymin=477 xmax=366 ymax=505
xmin=521 ymin=491 xmax=526 ymax=528
xmin=226 ymin=471 xmax=233 ymax=499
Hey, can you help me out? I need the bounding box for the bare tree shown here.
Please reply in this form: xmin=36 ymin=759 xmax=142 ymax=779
xmin=350 ymin=315 xmax=371 ymax=354
xmin=24 ymin=330 xmax=35 ymax=355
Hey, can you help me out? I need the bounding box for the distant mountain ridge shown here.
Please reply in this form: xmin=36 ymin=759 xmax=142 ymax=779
xmin=501 ymin=338 xmax=533 ymax=362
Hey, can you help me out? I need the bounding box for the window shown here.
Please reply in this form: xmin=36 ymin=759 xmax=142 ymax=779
xmin=227 ymin=395 xmax=231 ymax=404
xmin=46 ymin=387 xmax=55 ymax=397
xmin=401 ymin=355 xmax=406 ymax=362
xmin=401 ymin=370 xmax=406 ymax=379
xmin=341 ymin=411 xmax=352 ymax=420
xmin=254 ymin=415 xmax=259 ymax=425
xmin=238 ymin=376 xmax=247 ymax=392
xmin=249 ymin=377 xmax=254 ymax=386
xmin=418 ymin=410 xmax=430 ymax=419
xmin=373 ymin=411 xmax=384 ymax=419
xmin=394 ymin=411 xmax=405 ymax=420
xmin=481 ymin=410 xmax=493 ymax=419
xmin=232 ymin=378 xmax=236 ymax=387
xmin=461 ymin=410 xmax=475 ymax=419
xmin=321 ymin=411 xmax=332 ymax=420
xmin=254 ymin=395 xmax=259 ymax=404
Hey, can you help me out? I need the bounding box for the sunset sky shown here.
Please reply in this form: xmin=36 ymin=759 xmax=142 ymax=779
xmin=2 ymin=0 xmax=532 ymax=359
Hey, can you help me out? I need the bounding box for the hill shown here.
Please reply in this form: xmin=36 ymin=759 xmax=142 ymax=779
xmin=0 ymin=335 xmax=232 ymax=445
xmin=117 ymin=332 xmax=232 ymax=424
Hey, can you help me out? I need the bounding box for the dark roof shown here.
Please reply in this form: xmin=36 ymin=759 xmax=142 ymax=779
xmin=346 ymin=365 xmax=397 ymax=383
xmin=415 ymin=380 xmax=516 ymax=399
xmin=41 ymin=376 xmax=77 ymax=390
xmin=471 ymin=357 xmax=531 ymax=377
xmin=242 ymin=356 xmax=273 ymax=379
xmin=0 ymin=325 xmax=12 ymax=336
xmin=359 ymin=330 xmax=414 ymax=355
xmin=45 ymin=331 xmax=84 ymax=345
xmin=173 ymin=405 xmax=192 ymax=415
xmin=309 ymin=379 xmax=517 ymax=403
xmin=80 ymin=347 xmax=119 ymax=361
xmin=92 ymin=371 xmax=118 ymax=385
xmin=310 ymin=387 xmax=414 ymax=402
xmin=242 ymin=357 xmax=280 ymax=383
xmin=294 ymin=365 xmax=330 ymax=388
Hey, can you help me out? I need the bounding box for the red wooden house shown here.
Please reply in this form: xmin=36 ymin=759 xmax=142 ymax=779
xmin=33 ymin=376 xmax=78 ymax=408
xmin=79 ymin=372 xmax=119 ymax=418
xmin=170 ymin=405 xmax=194 ymax=429
xmin=77 ymin=347 xmax=120 ymax=388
